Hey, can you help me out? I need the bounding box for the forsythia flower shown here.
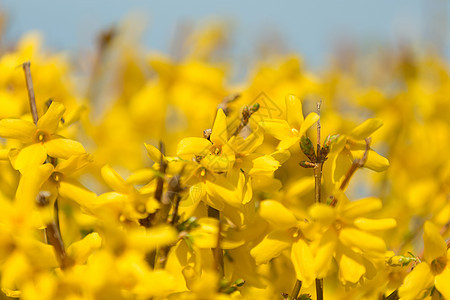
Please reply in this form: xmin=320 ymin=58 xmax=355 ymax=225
xmin=260 ymin=94 xmax=319 ymax=150
xmin=0 ymin=102 xmax=85 ymax=171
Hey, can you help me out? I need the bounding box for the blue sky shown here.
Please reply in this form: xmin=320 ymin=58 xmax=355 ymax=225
xmin=1 ymin=1 xmax=448 ymax=71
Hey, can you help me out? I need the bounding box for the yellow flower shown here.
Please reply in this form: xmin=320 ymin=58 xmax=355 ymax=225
xmin=330 ymin=118 xmax=389 ymax=186
xmin=177 ymin=108 xmax=235 ymax=173
xmin=308 ymin=196 xmax=396 ymax=284
xmin=259 ymin=94 xmax=319 ymax=150
xmin=0 ymin=102 xmax=85 ymax=171
xmin=398 ymin=221 xmax=450 ymax=300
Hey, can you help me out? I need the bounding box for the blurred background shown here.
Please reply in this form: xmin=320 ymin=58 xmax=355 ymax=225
xmin=1 ymin=0 xmax=449 ymax=78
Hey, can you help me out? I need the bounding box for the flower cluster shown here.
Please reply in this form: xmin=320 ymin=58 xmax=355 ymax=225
xmin=0 ymin=24 xmax=449 ymax=300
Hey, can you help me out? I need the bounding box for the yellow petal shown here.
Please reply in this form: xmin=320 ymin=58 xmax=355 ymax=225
xmin=285 ymin=94 xmax=303 ymax=130
xmin=348 ymin=118 xmax=383 ymax=140
xmin=190 ymin=218 xmax=219 ymax=248
xmin=341 ymin=197 xmax=382 ymax=220
xmin=44 ymin=138 xmax=85 ymax=159
xmin=15 ymin=163 xmax=54 ymax=209
xmin=337 ymin=247 xmax=366 ymax=284
xmin=210 ymin=108 xmax=228 ymax=145
xmin=0 ymin=118 xmax=35 ymax=143
xmin=206 ymin=177 xmax=241 ymax=208
xmin=259 ymin=200 xmax=297 ymax=230
xmin=127 ymin=225 xmax=177 ymax=252
xmin=58 ymin=180 xmax=97 ymax=208
xmin=315 ymin=229 xmax=337 ymax=278
xmin=398 ymin=262 xmax=434 ymax=300
xmin=9 ymin=143 xmax=47 ymax=171
xmin=354 ymin=218 xmax=397 ymax=231
xmin=350 ymin=149 xmax=389 ymax=172
xmin=54 ymin=153 xmax=92 ymax=175
xmin=339 ymin=227 xmax=386 ymax=255
xmin=144 ymin=143 xmax=166 ymax=163
xmin=0 ymin=148 xmax=9 ymax=160
xmin=291 ymin=239 xmax=315 ymax=287
xmin=435 ymin=267 xmax=450 ymax=299
xmin=250 ymin=230 xmax=291 ymax=264
xmin=423 ymin=221 xmax=447 ymax=264
xmin=331 ymin=148 xmax=352 ymax=185
xmin=176 ymin=137 xmax=211 ymax=157
xmin=126 ymin=168 xmax=155 ymax=185
xmin=248 ymin=155 xmax=280 ymax=176
xmin=37 ymin=102 xmax=65 ymax=134
xmin=201 ymin=152 xmax=234 ymax=173
xmin=67 ymin=232 xmax=102 ymax=264
xmin=277 ymin=136 xmax=300 ymax=150
xmin=101 ymin=165 xmax=129 ymax=194
xmin=298 ymin=112 xmax=320 ymax=137
xmin=309 ymin=204 xmax=336 ymax=224
xmin=259 ymin=119 xmax=293 ymax=140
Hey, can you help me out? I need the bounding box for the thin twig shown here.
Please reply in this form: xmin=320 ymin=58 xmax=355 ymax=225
xmin=22 ymin=62 xmax=39 ymax=124
xmin=232 ymin=103 xmax=260 ymax=136
xmin=36 ymin=192 xmax=73 ymax=269
xmin=314 ymin=102 xmax=324 ymax=299
xmin=154 ymin=141 xmax=167 ymax=203
xmin=315 ymin=278 xmax=324 ymax=300
xmin=314 ymin=100 xmax=323 ymax=204
xmin=290 ymin=279 xmax=302 ymax=300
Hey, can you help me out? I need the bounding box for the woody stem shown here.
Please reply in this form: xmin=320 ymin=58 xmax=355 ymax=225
xmin=22 ymin=61 xmax=39 ymax=125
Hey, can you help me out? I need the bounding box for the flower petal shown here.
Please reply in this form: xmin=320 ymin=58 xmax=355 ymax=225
xmin=144 ymin=143 xmax=166 ymax=163
xmin=285 ymin=94 xmax=303 ymax=130
xmin=176 ymin=137 xmax=212 ymax=157
xmin=339 ymin=227 xmax=386 ymax=255
xmin=337 ymin=246 xmax=366 ymax=284
xmin=354 ymin=218 xmax=397 ymax=231
xmin=210 ymin=108 xmax=228 ymax=145
xmin=250 ymin=230 xmax=291 ymax=264
xmin=398 ymin=262 xmax=434 ymax=300
xmin=101 ymin=164 xmax=129 ymax=194
xmin=0 ymin=119 xmax=35 ymax=143
xmin=258 ymin=200 xmax=297 ymax=230
xmin=315 ymin=229 xmax=337 ymax=278
xmin=248 ymin=155 xmax=280 ymax=176
xmin=348 ymin=118 xmax=383 ymax=140
xmin=37 ymin=101 xmax=65 ymax=134
xmin=277 ymin=136 xmax=300 ymax=150
xmin=308 ymin=203 xmax=336 ymax=225
xmin=9 ymin=144 xmax=47 ymax=171
xmin=435 ymin=266 xmax=450 ymax=299
xmin=15 ymin=163 xmax=54 ymax=209
xmin=341 ymin=197 xmax=382 ymax=220
xmin=259 ymin=119 xmax=293 ymax=141
xmin=298 ymin=112 xmax=320 ymax=137
xmin=291 ymin=239 xmax=315 ymax=287
xmin=58 ymin=180 xmax=97 ymax=208
xmin=54 ymin=153 xmax=92 ymax=175
xmin=423 ymin=221 xmax=447 ymax=264
xmin=350 ymin=149 xmax=389 ymax=172
xmin=44 ymin=138 xmax=85 ymax=159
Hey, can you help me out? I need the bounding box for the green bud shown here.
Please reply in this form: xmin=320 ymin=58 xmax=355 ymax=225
xmin=300 ymin=136 xmax=316 ymax=161
xmin=250 ymin=103 xmax=260 ymax=113
xmin=322 ymin=134 xmax=339 ymax=151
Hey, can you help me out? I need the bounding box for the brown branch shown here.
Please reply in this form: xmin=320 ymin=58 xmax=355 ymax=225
xmin=22 ymin=61 xmax=38 ymax=125
xmin=290 ymin=279 xmax=302 ymax=300
xmin=36 ymin=192 xmax=73 ymax=269
xmin=232 ymin=103 xmax=260 ymax=136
